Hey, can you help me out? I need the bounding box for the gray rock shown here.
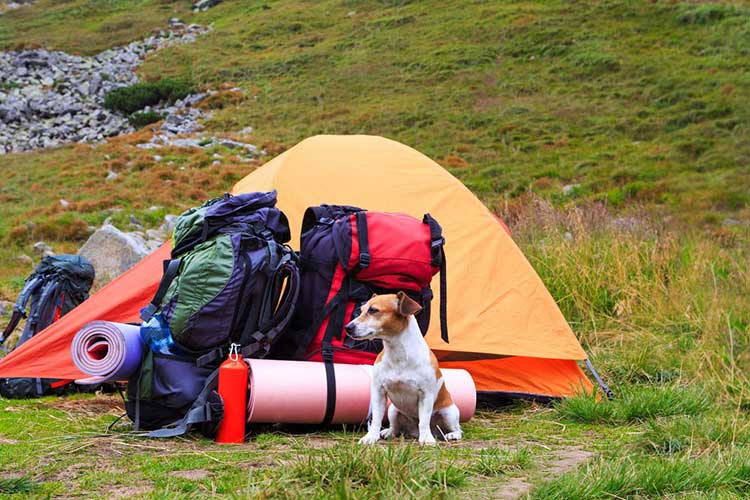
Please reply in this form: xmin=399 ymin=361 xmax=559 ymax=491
xmin=562 ymin=184 xmax=580 ymax=196
xmin=0 ymin=300 xmax=13 ymax=317
xmin=723 ymin=218 xmax=743 ymax=227
xmin=77 ymin=224 xmax=151 ymax=287
xmin=16 ymin=254 xmax=33 ymax=265
xmin=106 ymin=170 xmax=118 ymax=181
xmin=33 ymin=241 xmax=54 ymax=256
xmin=0 ymin=22 xmax=212 ymax=154
xmin=160 ymin=214 xmax=178 ymax=233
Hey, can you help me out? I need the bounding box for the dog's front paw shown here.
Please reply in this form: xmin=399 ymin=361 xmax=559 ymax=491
xmin=418 ymin=434 xmax=437 ymax=446
xmin=444 ymin=430 xmax=462 ymax=441
xmin=359 ymin=433 xmax=380 ymax=445
xmin=380 ymin=428 xmax=396 ymax=440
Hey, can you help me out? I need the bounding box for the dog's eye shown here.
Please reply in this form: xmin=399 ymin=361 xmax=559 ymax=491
xmin=367 ymin=307 xmax=379 ymax=315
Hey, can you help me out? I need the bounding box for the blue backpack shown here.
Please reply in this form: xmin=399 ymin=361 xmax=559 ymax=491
xmin=0 ymin=255 xmax=95 ymax=398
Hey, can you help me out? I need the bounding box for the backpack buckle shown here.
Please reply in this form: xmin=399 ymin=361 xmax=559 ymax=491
xmin=319 ymin=218 xmax=335 ymax=226
xmin=322 ymin=346 xmax=334 ymax=363
xmin=431 ymin=237 xmax=445 ymax=249
xmin=140 ymin=303 xmax=158 ymax=322
xmin=359 ymin=252 xmax=371 ymax=269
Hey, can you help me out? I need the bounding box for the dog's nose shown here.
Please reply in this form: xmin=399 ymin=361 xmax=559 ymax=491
xmin=344 ymin=322 xmax=356 ymax=335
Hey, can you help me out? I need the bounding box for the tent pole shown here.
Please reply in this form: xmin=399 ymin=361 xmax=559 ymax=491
xmin=585 ymin=359 xmax=614 ymax=399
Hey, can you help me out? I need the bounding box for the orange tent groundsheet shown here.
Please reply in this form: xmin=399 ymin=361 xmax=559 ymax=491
xmin=0 ymin=135 xmax=593 ymax=398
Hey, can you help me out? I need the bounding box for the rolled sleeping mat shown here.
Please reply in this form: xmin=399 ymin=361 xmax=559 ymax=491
xmin=71 ymin=321 xmax=143 ymax=384
xmin=245 ymin=358 xmax=476 ymax=425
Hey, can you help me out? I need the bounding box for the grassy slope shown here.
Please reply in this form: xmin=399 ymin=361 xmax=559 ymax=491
xmin=0 ymin=0 xmax=749 ymax=498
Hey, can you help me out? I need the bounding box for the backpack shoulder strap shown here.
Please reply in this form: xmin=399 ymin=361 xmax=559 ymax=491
xmin=0 ymin=275 xmax=44 ymax=346
xmin=140 ymin=259 xmax=182 ymax=322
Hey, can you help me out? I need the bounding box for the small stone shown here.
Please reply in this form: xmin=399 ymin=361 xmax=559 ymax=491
xmin=33 ymin=241 xmax=54 ymax=256
xmin=160 ymin=214 xmax=178 ymax=233
xmin=212 ymin=160 xmax=221 ymax=166
xmin=562 ymin=184 xmax=580 ymax=196
xmin=16 ymin=254 xmax=33 ymax=265
xmin=0 ymin=300 xmax=13 ymax=317
xmin=563 ymin=232 xmax=573 ymax=241
xmin=59 ymin=199 xmax=69 ymax=208
xmin=153 ymin=155 xmax=162 ymax=162
xmin=723 ymin=218 xmax=742 ymax=227
xmin=106 ymin=170 xmax=118 ymax=181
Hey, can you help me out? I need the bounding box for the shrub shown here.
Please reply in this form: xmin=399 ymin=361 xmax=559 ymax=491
xmin=128 ymin=111 xmax=165 ymax=128
xmin=103 ymin=79 xmax=195 ymax=115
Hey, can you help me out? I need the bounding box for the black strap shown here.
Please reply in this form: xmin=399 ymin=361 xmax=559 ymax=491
xmin=239 ymin=259 xmax=300 ymax=359
xmin=423 ymin=214 xmax=449 ymax=343
xmin=438 ymin=248 xmax=448 ymax=343
xmin=147 ymin=369 xmax=223 ymax=438
xmin=322 ymin=345 xmax=336 ymax=426
xmin=0 ymin=311 xmax=23 ymax=346
xmin=319 ymin=275 xmax=352 ymax=425
xmin=0 ymin=276 xmax=43 ymax=345
xmin=140 ymin=259 xmax=181 ymax=322
xmin=355 ymin=211 xmax=370 ymax=272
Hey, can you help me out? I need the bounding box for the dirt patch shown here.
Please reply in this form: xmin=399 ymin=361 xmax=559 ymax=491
xmin=545 ymin=447 xmax=595 ymax=476
xmin=489 ymin=446 xmax=595 ymax=500
xmin=492 ymin=477 xmax=533 ymax=500
xmin=108 ymin=484 xmax=154 ymax=499
xmin=172 ymin=469 xmax=210 ymax=480
xmin=0 ymin=436 xmax=18 ymax=444
xmin=47 ymin=395 xmax=123 ymax=416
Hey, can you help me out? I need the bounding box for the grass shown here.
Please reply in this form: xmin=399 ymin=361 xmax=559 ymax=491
xmin=531 ymin=449 xmax=750 ymax=499
xmin=555 ymin=385 xmax=711 ymax=424
xmin=0 ymin=0 xmax=749 ymax=498
xmin=128 ymin=110 xmax=166 ymax=129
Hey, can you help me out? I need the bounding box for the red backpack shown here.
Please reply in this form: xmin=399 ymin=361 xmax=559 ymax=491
xmin=274 ymin=205 xmax=448 ymax=424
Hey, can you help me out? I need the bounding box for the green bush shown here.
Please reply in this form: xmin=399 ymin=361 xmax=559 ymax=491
xmin=103 ymin=79 xmax=194 ymax=115
xmin=128 ymin=111 xmax=165 ymax=128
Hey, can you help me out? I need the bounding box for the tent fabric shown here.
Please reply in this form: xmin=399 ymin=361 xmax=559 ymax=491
xmin=0 ymin=134 xmax=594 ymax=398
xmin=232 ymin=135 xmax=588 ymax=363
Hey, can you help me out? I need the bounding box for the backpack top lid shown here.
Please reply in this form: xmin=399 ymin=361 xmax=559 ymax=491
xmin=34 ymin=255 xmax=95 ymax=290
xmin=171 ymin=190 xmax=291 ymax=256
xmin=332 ymin=211 xmax=442 ymax=292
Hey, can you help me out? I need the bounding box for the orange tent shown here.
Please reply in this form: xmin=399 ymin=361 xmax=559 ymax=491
xmin=0 ymin=135 xmax=602 ymax=399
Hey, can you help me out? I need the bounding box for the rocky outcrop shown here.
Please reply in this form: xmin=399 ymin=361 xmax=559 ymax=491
xmin=77 ymin=219 xmax=172 ymax=288
xmin=0 ymin=22 xmax=210 ymax=154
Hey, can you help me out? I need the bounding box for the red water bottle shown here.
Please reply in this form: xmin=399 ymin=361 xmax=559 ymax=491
xmin=215 ymin=344 xmax=248 ymax=444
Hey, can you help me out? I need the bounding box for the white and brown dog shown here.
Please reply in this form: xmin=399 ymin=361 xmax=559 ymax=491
xmin=345 ymin=292 xmax=462 ymax=445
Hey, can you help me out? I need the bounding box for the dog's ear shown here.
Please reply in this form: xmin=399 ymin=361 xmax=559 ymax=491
xmin=371 ymin=293 xmax=377 ymax=299
xmin=397 ymin=291 xmax=422 ymax=317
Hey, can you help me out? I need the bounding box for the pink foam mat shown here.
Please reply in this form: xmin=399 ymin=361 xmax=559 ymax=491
xmin=246 ymin=358 xmax=476 ymax=425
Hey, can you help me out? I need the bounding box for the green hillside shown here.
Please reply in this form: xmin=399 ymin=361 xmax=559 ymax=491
xmin=1 ymin=1 xmax=749 ymax=498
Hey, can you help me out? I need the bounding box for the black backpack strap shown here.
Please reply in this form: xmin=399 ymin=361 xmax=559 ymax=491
xmin=140 ymin=259 xmax=181 ymax=322
xmin=319 ymin=276 xmax=352 ymax=425
xmin=355 ymin=211 xmax=370 ymax=272
xmin=147 ymin=369 xmax=224 ymax=438
xmin=423 ymin=214 xmax=448 ymax=344
xmin=0 ymin=276 xmax=44 ymax=346
xmin=17 ymin=278 xmax=61 ymax=347
xmin=239 ymin=257 xmax=300 ymax=359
